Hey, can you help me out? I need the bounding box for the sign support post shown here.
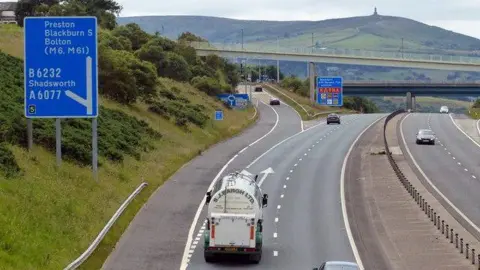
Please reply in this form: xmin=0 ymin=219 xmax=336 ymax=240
xmin=92 ymin=118 xmax=98 ymax=181
xmin=27 ymin=119 xmax=33 ymax=151
xmin=56 ymin=118 xmax=61 ymax=166
xmin=24 ymin=16 xmax=98 ymax=179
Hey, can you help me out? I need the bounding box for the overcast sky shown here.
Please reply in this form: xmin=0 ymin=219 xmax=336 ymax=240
xmin=113 ymin=0 xmax=480 ymax=38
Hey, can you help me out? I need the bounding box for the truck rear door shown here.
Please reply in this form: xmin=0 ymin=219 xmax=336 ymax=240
xmin=211 ymin=213 xmax=255 ymax=248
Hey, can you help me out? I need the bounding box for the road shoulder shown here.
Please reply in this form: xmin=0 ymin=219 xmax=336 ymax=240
xmin=345 ymin=114 xmax=474 ymax=269
xmin=450 ymin=113 xmax=480 ymax=143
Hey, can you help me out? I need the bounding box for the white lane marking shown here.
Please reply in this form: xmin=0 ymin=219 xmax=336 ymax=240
xmin=444 ymin=147 xmax=447 ymax=150
xmin=239 ymin=146 xmax=248 ymax=153
xmin=245 ymin=117 xmax=333 ymax=168
xmin=275 ymin=217 xmax=279 ymax=222
xmin=193 ymin=240 xmax=198 ymax=245
xmin=458 ymin=162 xmax=461 ymax=165
xmin=453 ymin=157 xmax=456 ymax=160
xmin=294 ymin=163 xmax=298 ymax=167
xmin=449 ymin=113 xmax=480 ymax=149
xmin=280 ymin=194 xmax=284 ymax=198
xmin=195 ymin=237 xmax=200 ymax=241
xmin=286 ymin=177 xmax=290 ymax=180
xmin=273 ymin=233 xmax=278 ymax=238
xmin=448 ymin=152 xmax=451 ymax=155
xmin=289 ymin=170 xmax=293 ymax=173
xmin=341 ymin=115 xmax=385 ymax=270
xmin=263 ymin=89 xmax=304 ymax=132
xmin=182 ymin=115 xmax=357 ymax=267
xmin=277 ymin=205 xmax=281 ymax=209
xmin=283 ymin=185 xmax=287 ymax=188
xmin=465 ymin=168 xmax=468 ymax=172
xmin=304 ymin=153 xmax=308 ymax=156
xmin=308 ymin=148 xmax=311 ymax=151
xmin=299 ymin=158 xmax=302 ymax=161
xmin=401 ymin=113 xmax=480 ymax=241
xmin=316 ymin=141 xmax=319 ymax=143
xmin=477 ymin=119 xmax=480 ymax=137
xmin=273 ymin=251 xmax=278 ymax=256
xmin=473 ymin=175 xmax=477 ymax=179
xmin=180 ymin=102 xmax=282 ymax=269
xmin=340 ymin=116 xmax=385 ymax=270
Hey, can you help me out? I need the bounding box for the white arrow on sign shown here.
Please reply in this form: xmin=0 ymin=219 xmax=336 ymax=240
xmin=65 ymin=56 xmax=93 ymax=115
xmin=258 ymin=167 xmax=274 ymax=186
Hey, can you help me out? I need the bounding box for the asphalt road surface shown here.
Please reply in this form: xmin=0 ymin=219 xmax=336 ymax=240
xmin=103 ymin=92 xmax=303 ymax=270
xmin=401 ymin=113 xmax=480 ymax=230
xmin=185 ymin=114 xmax=385 ymax=270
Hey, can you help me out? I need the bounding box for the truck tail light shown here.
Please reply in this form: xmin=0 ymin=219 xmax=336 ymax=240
xmin=250 ymin=225 xmax=254 ymax=240
xmin=211 ymin=224 xmax=215 ymax=239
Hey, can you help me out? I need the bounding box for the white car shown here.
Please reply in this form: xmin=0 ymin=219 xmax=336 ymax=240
xmin=440 ymin=106 xmax=449 ymax=113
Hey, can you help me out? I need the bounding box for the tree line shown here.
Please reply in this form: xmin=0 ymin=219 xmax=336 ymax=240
xmin=14 ymin=0 xmax=241 ymax=105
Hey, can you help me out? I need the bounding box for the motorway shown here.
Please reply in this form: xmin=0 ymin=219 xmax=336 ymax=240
xmin=185 ymin=113 xmax=385 ymax=269
xmin=103 ymin=88 xmax=302 ymax=270
xmin=401 ymin=113 xmax=480 ymax=232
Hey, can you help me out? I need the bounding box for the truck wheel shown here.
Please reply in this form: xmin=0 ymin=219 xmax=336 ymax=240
xmin=250 ymin=253 xmax=261 ymax=264
xmin=204 ymin=253 xmax=215 ymax=263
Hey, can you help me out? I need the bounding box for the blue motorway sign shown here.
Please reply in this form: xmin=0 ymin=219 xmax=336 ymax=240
xmin=316 ymin=77 xmax=343 ymax=106
xmin=217 ymin=93 xmax=250 ymax=109
xmin=24 ymin=16 xmax=98 ymax=118
xmin=215 ymin=110 xmax=223 ymax=120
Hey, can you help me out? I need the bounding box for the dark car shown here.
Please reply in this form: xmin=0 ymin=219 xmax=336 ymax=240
xmin=254 ymin=86 xmax=263 ymax=92
xmin=269 ymin=98 xmax=280 ymax=105
xmin=327 ymin=113 xmax=340 ymax=124
xmin=416 ymin=129 xmax=436 ymax=145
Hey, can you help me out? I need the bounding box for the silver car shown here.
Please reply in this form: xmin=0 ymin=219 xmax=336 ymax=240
xmin=416 ymin=129 xmax=436 ymax=145
xmin=314 ymin=261 xmax=359 ymax=270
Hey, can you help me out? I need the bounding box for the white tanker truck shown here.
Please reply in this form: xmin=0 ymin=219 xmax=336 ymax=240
xmin=204 ymin=170 xmax=268 ymax=263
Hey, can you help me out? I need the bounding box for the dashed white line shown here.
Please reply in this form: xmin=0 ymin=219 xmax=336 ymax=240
xmin=299 ymin=158 xmax=302 ymax=161
xmin=289 ymin=169 xmax=293 ymax=173
xmin=273 ymin=232 xmax=278 ymax=238
xmin=453 ymin=157 xmax=456 ymax=160
xmin=273 ymin=251 xmax=278 ymax=256
xmin=473 ymin=175 xmax=477 ymax=179
xmin=316 ymin=141 xmax=319 ymax=143
xmin=277 ymin=205 xmax=281 ymax=209
xmin=308 ymin=148 xmax=311 ymax=151
xmin=294 ymin=163 xmax=298 ymax=167
xmin=457 ymin=162 xmax=461 ymax=165
xmin=286 ymin=177 xmax=290 ymax=180
xmin=448 ymin=152 xmax=451 ymax=155
xmin=275 ymin=217 xmax=279 ymax=222
xmin=465 ymin=168 xmax=468 ymax=172
xmin=280 ymin=194 xmax=284 ymax=198
xmin=444 ymin=147 xmax=447 ymax=150
xmin=304 ymin=153 xmax=308 ymax=156
xmin=283 ymin=185 xmax=287 ymax=188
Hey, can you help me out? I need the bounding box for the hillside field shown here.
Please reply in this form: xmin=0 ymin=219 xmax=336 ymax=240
xmin=0 ymin=24 xmax=257 ymax=270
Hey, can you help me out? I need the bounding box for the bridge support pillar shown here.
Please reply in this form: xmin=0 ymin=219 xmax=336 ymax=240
xmin=406 ymin=92 xmax=412 ymax=110
xmin=309 ymin=62 xmax=316 ymax=104
xmin=277 ymin=60 xmax=280 ymax=83
xmin=412 ymin=95 xmax=416 ymax=111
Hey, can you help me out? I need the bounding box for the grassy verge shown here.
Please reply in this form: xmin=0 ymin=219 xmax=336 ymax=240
xmin=468 ymin=108 xmax=480 ymax=119
xmin=262 ymin=83 xmax=352 ymax=120
xmin=0 ymin=24 xmax=23 ymax=58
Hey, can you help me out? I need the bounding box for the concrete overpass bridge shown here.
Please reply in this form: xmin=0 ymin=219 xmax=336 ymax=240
xmin=341 ymin=81 xmax=480 ymax=110
xmin=189 ymin=41 xmax=480 ymax=72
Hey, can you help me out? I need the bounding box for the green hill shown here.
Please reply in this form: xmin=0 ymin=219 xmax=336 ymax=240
xmin=117 ymin=14 xmax=480 ymax=54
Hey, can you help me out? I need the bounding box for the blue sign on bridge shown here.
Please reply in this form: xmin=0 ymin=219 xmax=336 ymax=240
xmin=217 ymin=93 xmax=250 ymax=109
xmin=316 ymin=77 xmax=343 ymax=106
xmin=24 ymin=16 xmax=98 ymax=118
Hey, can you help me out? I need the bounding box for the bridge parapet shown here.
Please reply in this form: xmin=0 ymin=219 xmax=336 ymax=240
xmin=189 ymin=41 xmax=480 ymax=66
xmin=343 ymin=80 xmax=480 ymax=86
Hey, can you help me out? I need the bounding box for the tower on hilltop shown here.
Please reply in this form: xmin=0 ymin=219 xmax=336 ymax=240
xmin=373 ymin=7 xmax=378 ymax=15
